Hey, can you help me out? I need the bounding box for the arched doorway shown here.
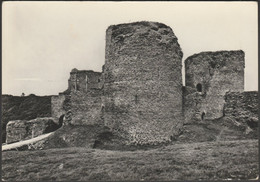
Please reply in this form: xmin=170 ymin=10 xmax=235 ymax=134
xmin=201 ymin=112 xmax=205 ymax=121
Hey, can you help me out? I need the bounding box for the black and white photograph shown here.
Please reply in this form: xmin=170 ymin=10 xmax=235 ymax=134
xmin=1 ymin=1 xmax=258 ymax=181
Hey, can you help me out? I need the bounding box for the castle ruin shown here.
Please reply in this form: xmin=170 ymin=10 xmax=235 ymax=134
xmin=38 ymin=21 xmax=256 ymax=145
xmin=184 ymin=50 xmax=245 ymax=123
xmin=103 ymin=22 xmax=183 ymax=144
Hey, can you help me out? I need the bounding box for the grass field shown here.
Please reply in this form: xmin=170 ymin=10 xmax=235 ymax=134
xmin=2 ymin=139 xmax=258 ymax=181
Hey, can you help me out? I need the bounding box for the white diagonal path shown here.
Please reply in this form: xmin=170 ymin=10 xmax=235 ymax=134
xmin=2 ymin=132 xmax=54 ymax=151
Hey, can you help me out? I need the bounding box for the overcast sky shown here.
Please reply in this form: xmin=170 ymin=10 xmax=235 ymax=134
xmin=2 ymin=2 xmax=258 ymax=96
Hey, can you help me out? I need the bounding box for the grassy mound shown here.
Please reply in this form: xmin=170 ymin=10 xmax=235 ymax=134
xmin=177 ymin=116 xmax=258 ymax=144
xmin=32 ymin=124 xmax=169 ymax=151
xmin=28 ymin=115 xmax=258 ymax=151
xmin=31 ymin=124 xmax=126 ymax=150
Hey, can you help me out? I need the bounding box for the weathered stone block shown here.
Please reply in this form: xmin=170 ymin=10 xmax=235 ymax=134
xmin=6 ymin=117 xmax=58 ymax=144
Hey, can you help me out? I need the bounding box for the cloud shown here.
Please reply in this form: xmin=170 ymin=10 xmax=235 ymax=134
xmin=14 ymin=78 xmax=42 ymax=81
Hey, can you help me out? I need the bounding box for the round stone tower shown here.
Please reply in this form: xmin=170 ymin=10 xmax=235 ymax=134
xmin=103 ymin=21 xmax=183 ymax=145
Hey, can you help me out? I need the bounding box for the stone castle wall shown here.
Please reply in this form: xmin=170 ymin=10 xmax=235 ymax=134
xmin=63 ymin=69 xmax=103 ymax=126
xmin=183 ymin=86 xmax=203 ymax=123
xmin=103 ymin=21 xmax=183 ymax=144
xmin=184 ymin=50 xmax=245 ymax=122
xmin=5 ymin=21 xmax=256 ymax=147
xmin=69 ymin=89 xmax=103 ymax=126
xmin=51 ymin=94 xmax=66 ymax=122
xmin=224 ymin=91 xmax=258 ymax=128
xmin=43 ymin=22 xmax=255 ymax=146
xmin=68 ymin=69 xmax=103 ymax=92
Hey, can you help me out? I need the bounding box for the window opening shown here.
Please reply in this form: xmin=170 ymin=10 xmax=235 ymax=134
xmin=135 ymin=95 xmax=138 ymax=104
xmin=196 ymin=83 xmax=202 ymax=92
xmin=201 ymin=112 xmax=205 ymax=120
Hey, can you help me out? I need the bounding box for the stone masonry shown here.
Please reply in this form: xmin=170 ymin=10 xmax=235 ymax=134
xmin=68 ymin=68 xmax=103 ymax=92
xmin=224 ymin=91 xmax=258 ymax=129
xmin=103 ymin=22 xmax=183 ymax=144
xmin=5 ymin=22 xmax=256 ymax=146
xmin=6 ymin=117 xmax=58 ymax=144
xmin=184 ymin=50 xmax=245 ymax=122
xmin=44 ymin=22 xmax=255 ymax=146
xmin=63 ymin=68 xmax=103 ymax=126
xmin=51 ymin=94 xmax=66 ymax=122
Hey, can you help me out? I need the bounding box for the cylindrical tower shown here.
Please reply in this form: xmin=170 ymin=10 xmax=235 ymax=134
xmin=103 ymin=21 xmax=183 ymax=145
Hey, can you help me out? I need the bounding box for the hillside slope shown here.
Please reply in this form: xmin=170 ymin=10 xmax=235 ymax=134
xmin=1 ymin=94 xmax=52 ymax=143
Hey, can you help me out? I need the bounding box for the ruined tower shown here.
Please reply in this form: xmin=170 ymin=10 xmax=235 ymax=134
xmin=65 ymin=68 xmax=103 ymax=125
xmin=103 ymin=21 xmax=183 ymax=144
xmin=68 ymin=68 xmax=103 ymax=92
xmin=184 ymin=50 xmax=245 ymax=122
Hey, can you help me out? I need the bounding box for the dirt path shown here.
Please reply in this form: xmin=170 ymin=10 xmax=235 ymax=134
xmin=2 ymin=132 xmax=54 ymax=151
